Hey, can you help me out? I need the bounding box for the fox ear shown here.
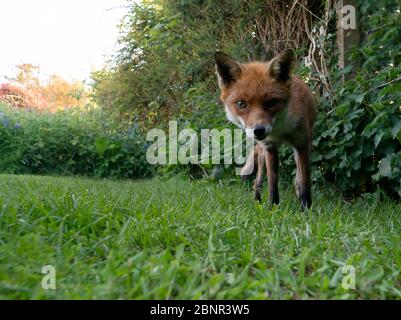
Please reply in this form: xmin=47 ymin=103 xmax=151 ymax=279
xmin=215 ymin=52 xmax=242 ymax=89
xmin=267 ymin=50 xmax=294 ymax=82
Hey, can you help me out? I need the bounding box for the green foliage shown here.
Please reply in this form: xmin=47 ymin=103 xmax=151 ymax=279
xmin=91 ymin=0 xmax=319 ymax=179
xmin=91 ymin=0 xmax=401 ymax=198
xmin=1 ymin=174 xmax=401 ymax=299
xmin=312 ymin=0 xmax=401 ymax=197
xmin=0 ymin=104 xmax=153 ymax=179
xmin=91 ymin=0 xmax=317 ymax=131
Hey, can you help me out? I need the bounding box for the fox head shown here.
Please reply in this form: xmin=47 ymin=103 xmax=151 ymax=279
xmin=215 ymin=50 xmax=294 ymax=141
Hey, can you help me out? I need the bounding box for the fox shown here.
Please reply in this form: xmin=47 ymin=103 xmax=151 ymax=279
xmin=214 ymin=50 xmax=317 ymax=210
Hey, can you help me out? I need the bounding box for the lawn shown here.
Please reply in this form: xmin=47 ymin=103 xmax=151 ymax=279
xmin=0 ymin=174 xmax=400 ymax=299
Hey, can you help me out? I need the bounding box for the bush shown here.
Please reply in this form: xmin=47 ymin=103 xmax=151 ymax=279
xmin=311 ymin=0 xmax=401 ymax=198
xmin=0 ymin=104 xmax=154 ymax=179
xmin=0 ymin=83 xmax=33 ymax=109
xmin=2 ymin=64 xmax=88 ymax=111
xmin=90 ymin=0 xmax=320 ymax=179
xmin=91 ymin=0 xmax=321 ymax=132
xmin=91 ymin=0 xmax=401 ymax=198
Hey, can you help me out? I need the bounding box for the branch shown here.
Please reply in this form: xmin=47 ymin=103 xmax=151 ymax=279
xmin=364 ymin=76 xmax=401 ymax=95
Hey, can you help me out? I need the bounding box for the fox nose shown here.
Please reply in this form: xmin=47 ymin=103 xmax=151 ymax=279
xmin=253 ymin=125 xmax=267 ymax=139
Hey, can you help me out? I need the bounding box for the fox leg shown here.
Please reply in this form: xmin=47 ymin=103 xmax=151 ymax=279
xmin=265 ymin=145 xmax=280 ymax=205
xmin=294 ymin=146 xmax=312 ymax=210
xmin=253 ymin=146 xmax=265 ymax=202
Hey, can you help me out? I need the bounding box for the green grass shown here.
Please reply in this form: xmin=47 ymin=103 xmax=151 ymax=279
xmin=0 ymin=174 xmax=400 ymax=299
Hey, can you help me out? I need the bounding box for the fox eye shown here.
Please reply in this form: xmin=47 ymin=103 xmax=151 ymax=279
xmin=236 ymin=100 xmax=247 ymax=109
xmin=264 ymin=98 xmax=280 ymax=109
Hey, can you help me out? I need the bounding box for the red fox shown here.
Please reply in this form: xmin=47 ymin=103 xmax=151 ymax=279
xmin=215 ymin=50 xmax=317 ymax=210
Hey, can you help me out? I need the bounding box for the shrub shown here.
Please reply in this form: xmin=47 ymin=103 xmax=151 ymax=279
xmin=0 ymin=104 xmax=154 ymax=179
xmin=91 ymin=0 xmax=401 ymax=198
xmin=90 ymin=0 xmax=321 ymax=179
xmin=91 ymin=0 xmax=321 ymax=132
xmin=0 ymin=83 xmax=33 ymax=109
xmin=310 ymin=0 xmax=401 ymax=198
xmin=2 ymin=64 xmax=88 ymax=112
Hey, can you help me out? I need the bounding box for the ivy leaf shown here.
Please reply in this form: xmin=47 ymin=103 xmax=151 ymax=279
xmin=392 ymin=119 xmax=401 ymax=139
xmin=374 ymin=131 xmax=385 ymax=149
xmin=373 ymin=154 xmax=394 ymax=180
xmin=355 ymin=93 xmax=365 ymax=104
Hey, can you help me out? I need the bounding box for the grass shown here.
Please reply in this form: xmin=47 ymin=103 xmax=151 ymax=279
xmin=0 ymin=174 xmax=400 ymax=299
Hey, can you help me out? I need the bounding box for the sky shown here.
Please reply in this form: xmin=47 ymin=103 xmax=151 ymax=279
xmin=0 ymin=0 xmax=130 ymax=83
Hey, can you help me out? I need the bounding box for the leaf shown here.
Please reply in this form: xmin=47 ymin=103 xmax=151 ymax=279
xmin=95 ymin=138 xmax=108 ymax=156
xmin=374 ymin=131 xmax=385 ymax=149
xmin=71 ymin=137 xmax=80 ymax=146
xmin=392 ymin=119 xmax=401 ymax=139
xmin=372 ymin=154 xmax=394 ymax=180
xmin=355 ymin=94 xmax=365 ymax=104
xmin=342 ymin=65 xmax=353 ymax=75
xmin=334 ymin=103 xmax=348 ymax=116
